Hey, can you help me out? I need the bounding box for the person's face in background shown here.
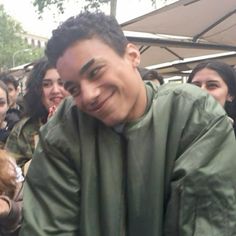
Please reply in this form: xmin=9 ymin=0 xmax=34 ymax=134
xmin=41 ymin=68 xmax=69 ymax=111
xmin=6 ymin=83 xmax=18 ymax=109
xmin=190 ymin=68 xmax=234 ymax=106
xmin=56 ymin=38 xmax=147 ymax=127
xmin=0 ymin=87 xmax=9 ymax=127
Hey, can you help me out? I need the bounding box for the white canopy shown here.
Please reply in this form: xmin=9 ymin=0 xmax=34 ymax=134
xmin=121 ymin=0 xmax=236 ymax=75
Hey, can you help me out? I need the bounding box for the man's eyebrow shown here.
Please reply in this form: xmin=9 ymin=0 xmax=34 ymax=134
xmin=79 ymin=58 xmax=95 ymax=76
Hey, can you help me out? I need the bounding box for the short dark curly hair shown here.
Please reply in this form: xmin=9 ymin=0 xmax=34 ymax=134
xmin=23 ymin=57 xmax=54 ymax=120
xmin=46 ymin=12 xmax=129 ymax=66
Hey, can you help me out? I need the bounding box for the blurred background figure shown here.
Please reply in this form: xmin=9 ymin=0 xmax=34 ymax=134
xmin=187 ymin=60 xmax=236 ymax=135
xmin=0 ymin=74 xmax=22 ymax=111
xmin=0 ymin=73 xmax=23 ymax=132
xmin=5 ymin=57 xmax=69 ymax=174
xmin=138 ymin=67 xmax=164 ymax=86
xmin=0 ymin=149 xmax=24 ymax=236
xmin=0 ymin=81 xmax=11 ymax=148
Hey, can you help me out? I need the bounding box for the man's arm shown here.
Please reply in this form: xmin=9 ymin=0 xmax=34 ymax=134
xmin=164 ymin=95 xmax=236 ymax=236
xmin=20 ymin=136 xmax=81 ymax=236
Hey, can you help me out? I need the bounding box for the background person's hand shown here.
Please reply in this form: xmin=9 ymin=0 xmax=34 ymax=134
xmin=47 ymin=105 xmax=57 ymax=120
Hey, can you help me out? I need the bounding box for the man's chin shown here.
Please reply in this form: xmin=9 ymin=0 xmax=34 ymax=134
xmin=86 ymin=110 xmax=125 ymax=127
xmin=100 ymin=116 xmax=125 ymax=127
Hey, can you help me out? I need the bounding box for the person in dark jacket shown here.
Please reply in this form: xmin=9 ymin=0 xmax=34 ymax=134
xmin=187 ymin=60 xmax=236 ymax=136
xmin=20 ymin=12 xmax=236 ymax=236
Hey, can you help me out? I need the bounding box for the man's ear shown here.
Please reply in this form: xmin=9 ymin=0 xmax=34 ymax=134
xmin=125 ymin=43 xmax=141 ymax=67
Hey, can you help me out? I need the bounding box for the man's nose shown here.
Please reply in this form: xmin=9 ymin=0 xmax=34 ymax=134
xmin=80 ymin=80 xmax=100 ymax=107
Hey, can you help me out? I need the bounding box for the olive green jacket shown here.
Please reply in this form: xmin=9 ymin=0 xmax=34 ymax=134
xmin=5 ymin=117 xmax=41 ymax=169
xmin=20 ymin=83 xmax=236 ymax=236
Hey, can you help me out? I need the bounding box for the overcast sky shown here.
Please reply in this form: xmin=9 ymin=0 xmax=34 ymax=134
xmin=0 ymin=0 xmax=168 ymax=37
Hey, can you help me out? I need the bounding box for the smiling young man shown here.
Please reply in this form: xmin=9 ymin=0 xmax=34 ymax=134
xmin=20 ymin=12 xmax=236 ymax=236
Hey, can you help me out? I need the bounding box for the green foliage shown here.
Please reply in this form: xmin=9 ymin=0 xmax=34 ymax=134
xmin=0 ymin=4 xmax=44 ymax=71
xmin=32 ymin=0 xmax=166 ymax=17
xmin=33 ymin=0 xmax=111 ymax=15
xmin=33 ymin=0 xmax=67 ymax=15
xmin=32 ymin=0 xmax=159 ymax=16
xmin=84 ymin=0 xmax=110 ymax=12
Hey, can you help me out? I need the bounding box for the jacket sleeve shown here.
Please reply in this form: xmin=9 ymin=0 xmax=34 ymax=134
xmin=0 ymin=182 xmax=23 ymax=236
xmin=164 ymin=95 xmax=236 ymax=235
xmin=19 ymin=130 xmax=81 ymax=236
xmin=5 ymin=121 xmax=34 ymax=169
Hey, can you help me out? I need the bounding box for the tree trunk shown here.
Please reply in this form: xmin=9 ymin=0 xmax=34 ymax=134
xmin=110 ymin=0 xmax=117 ymax=16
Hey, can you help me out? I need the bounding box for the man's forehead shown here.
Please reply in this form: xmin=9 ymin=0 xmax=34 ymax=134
xmin=57 ymin=54 xmax=102 ymax=78
xmin=57 ymin=54 xmax=73 ymax=72
xmin=56 ymin=56 xmax=79 ymax=82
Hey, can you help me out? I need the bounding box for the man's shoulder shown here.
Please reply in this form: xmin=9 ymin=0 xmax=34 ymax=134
xmin=154 ymin=83 xmax=226 ymax=118
xmin=159 ymin=83 xmax=207 ymax=98
xmin=158 ymin=83 xmax=220 ymax=107
xmin=40 ymin=96 xmax=80 ymax=138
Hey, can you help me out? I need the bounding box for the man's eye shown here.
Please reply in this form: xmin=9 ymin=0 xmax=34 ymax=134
xmin=69 ymin=86 xmax=80 ymax=97
xmin=89 ymin=68 xmax=99 ymax=79
xmin=64 ymin=82 xmax=80 ymax=97
xmin=88 ymin=66 xmax=103 ymax=79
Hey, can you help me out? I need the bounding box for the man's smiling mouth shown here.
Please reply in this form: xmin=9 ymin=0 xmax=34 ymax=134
xmin=88 ymin=91 xmax=115 ymax=113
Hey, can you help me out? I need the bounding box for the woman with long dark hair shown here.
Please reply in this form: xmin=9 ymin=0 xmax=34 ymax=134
xmin=187 ymin=60 xmax=236 ymax=135
xmin=5 ymin=57 xmax=69 ymax=173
